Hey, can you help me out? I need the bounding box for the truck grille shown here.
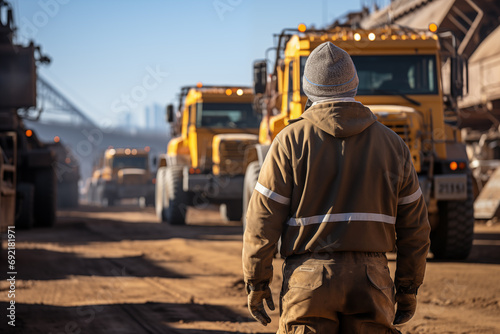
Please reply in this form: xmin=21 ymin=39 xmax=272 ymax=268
xmin=377 ymin=112 xmax=422 ymax=172
xmin=215 ymin=136 xmax=258 ymax=176
xmin=383 ymin=119 xmax=412 ymax=145
xmin=219 ymin=141 xmax=249 ymax=175
xmin=120 ymin=174 xmax=145 ymax=185
xmin=117 ymin=168 xmax=147 ymax=185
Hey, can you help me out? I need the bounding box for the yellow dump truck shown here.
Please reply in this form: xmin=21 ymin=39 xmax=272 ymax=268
xmin=155 ymin=85 xmax=261 ymax=225
xmin=244 ymin=25 xmax=473 ymax=260
xmin=88 ymin=148 xmax=155 ymax=206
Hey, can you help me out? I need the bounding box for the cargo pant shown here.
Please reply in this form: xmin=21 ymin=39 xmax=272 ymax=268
xmin=279 ymin=252 xmax=400 ymax=334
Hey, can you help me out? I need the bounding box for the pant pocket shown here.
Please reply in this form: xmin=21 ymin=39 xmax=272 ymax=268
xmin=280 ymin=263 xmax=326 ymax=331
xmin=288 ymin=264 xmax=324 ymax=290
xmin=366 ymin=264 xmax=395 ymax=303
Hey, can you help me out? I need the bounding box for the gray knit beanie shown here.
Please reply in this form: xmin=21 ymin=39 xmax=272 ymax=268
xmin=303 ymin=42 xmax=359 ymax=102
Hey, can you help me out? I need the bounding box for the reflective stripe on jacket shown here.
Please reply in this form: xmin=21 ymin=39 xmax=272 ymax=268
xmin=242 ymin=101 xmax=430 ymax=289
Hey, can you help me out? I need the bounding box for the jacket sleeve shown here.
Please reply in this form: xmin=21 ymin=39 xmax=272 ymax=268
xmin=242 ymin=136 xmax=293 ymax=285
xmin=395 ymin=146 xmax=431 ymax=290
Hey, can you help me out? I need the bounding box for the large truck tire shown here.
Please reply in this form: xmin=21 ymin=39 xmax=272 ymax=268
xmin=155 ymin=167 xmax=168 ymax=222
xmin=101 ymin=195 xmax=115 ymax=207
xmin=87 ymin=183 xmax=95 ymax=205
xmin=165 ymin=166 xmax=188 ymax=225
xmin=58 ymin=181 xmax=79 ymax=208
xmin=93 ymin=184 xmax=103 ymax=206
xmin=220 ymin=200 xmax=243 ymax=222
xmin=67 ymin=181 xmax=79 ymax=208
xmin=15 ymin=183 xmax=35 ymax=230
xmin=90 ymin=184 xmax=98 ymax=206
xmin=145 ymin=192 xmax=155 ymax=207
xmin=430 ymin=173 xmax=475 ymax=260
xmin=242 ymin=161 xmax=260 ymax=232
xmin=33 ymin=167 xmax=57 ymax=228
xmin=139 ymin=190 xmax=155 ymax=209
xmin=97 ymin=184 xmax=115 ymax=207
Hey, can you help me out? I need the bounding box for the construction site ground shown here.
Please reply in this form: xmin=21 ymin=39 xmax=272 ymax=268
xmin=1 ymin=205 xmax=499 ymax=334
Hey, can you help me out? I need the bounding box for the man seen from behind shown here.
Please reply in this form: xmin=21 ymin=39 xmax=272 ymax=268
xmin=242 ymin=41 xmax=431 ymax=333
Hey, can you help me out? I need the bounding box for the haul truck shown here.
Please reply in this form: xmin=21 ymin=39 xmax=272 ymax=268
xmin=244 ymin=24 xmax=474 ymax=260
xmin=0 ymin=0 xmax=56 ymax=234
xmin=155 ymin=85 xmax=261 ymax=225
xmin=88 ymin=148 xmax=155 ymax=207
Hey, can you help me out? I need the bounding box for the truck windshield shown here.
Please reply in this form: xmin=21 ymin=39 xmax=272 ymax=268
xmin=299 ymin=55 xmax=438 ymax=96
xmin=112 ymin=156 xmax=148 ymax=169
xmin=196 ymin=103 xmax=261 ymax=129
xmin=351 ymin=55 xmax=438 ymax=95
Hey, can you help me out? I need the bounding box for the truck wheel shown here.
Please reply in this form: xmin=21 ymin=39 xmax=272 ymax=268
xmin=102 ymin=196 xmax=115 ymax=207
xmin=242 ymin=161 xmax=260 ymax=232
xmin=166 ymin=166 xmax=187 ymax=225
xmin=33 ymin=167 xmax=57 ymax=228
xmin=68 ymin=181 xmax=79 ymax=208
xmin=87 ymin=183 xmax=95 ymax=205
xmin=220 ymin=200 xmax=243 ymax=222
xmin=91 ymin=185 xmax=99 ymax=206
xmin=431 ymin=173 xmax=474 ymax=260
xmin=15 ymin=183 xmax=35 ymax=230
xmin=58 ymin=181 xmax=79 ymax=208
xmin=145 ymin=192 xmax=155 ymax=207
xmin=155 ymin=167 xmax=168 ymax=222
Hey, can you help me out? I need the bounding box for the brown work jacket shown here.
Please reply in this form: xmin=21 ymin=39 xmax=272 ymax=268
xmin=242 ymin=101 xmax=430 ymax=290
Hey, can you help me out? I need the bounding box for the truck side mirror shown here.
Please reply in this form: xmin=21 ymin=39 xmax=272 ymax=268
xmin=166 ymin=104 xmax=174 ymax=123
xmin=450 ymin=56 xmax=464 ymax=99
xmin=253 ymin=60 xmax=267 ymax=95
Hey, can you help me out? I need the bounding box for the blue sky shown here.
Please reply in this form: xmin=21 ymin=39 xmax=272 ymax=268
xmin=13 ymin=0 xmax=368 ymax=127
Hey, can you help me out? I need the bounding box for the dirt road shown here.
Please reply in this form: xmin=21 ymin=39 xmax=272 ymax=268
xmin=1 ymin=206 xmax=499 ymax=333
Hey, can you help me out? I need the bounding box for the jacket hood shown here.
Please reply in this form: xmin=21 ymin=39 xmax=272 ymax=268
xmin=292 ymin=102 xmax=377 ymax=138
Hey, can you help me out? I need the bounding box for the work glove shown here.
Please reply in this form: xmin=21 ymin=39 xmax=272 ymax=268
xmin=394 ymin=292 xmax=417 ymax=325
xmin=246 ymin=282 xmax=275 ymax=326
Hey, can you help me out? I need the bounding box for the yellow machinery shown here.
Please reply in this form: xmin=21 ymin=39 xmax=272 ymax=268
xmin=88 ymin=148 xmax=154 ymax=206
xmin=155 ymin=85 xmax=261 ymax=225
xmin=244 ymin=24 xmax=474 ymax=260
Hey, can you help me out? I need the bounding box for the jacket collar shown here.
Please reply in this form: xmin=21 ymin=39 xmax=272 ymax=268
xmin=311 ymin=97 xmax=360 ymax=106
xmin=294 ymin=101 xmax=377 ymax=138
